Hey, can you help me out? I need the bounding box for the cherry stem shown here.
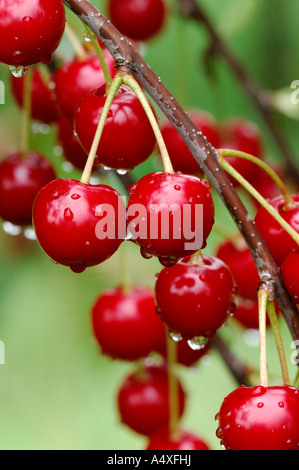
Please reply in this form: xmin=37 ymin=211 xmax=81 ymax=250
xmin=258 ymin=288 xmax=269 ymax=387
xmin=20 ymin=66 xmax=33 ymax=155
xmin=84 ymin=25 xmax=113 ymax=87
xmin=219 ymin=157 xmax=299 ymax=247
xmin=80 ymin=73 xmax=123 ymax=185
xmin=267 ymin=301 xmax=290 ymax=385
xmin=219 ymin=148 xmax=295 ymax=210
xmin=65 ymin=22 xmax=87 ymax=60
xmin=166 ymin=331 xmax=180 ymax=437
xmin=121 ymin=73 xmax=174 ymax=174
xmin=189 ymin=250 xmax=205 ymax=265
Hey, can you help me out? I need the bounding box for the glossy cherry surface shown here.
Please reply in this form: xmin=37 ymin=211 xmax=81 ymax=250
xmin=0 ymin=151 xmax=56 ymax=226
xmin=32 ymin=178 xmax=125 ymax=273
xmin=147 ymin=427 xmax=210 ymax=450
xmin=55 ymin=52 xmax=116 ymax=120
xmin=254 ymin=194 xmax=299 ymax=266
xmin=160 ymin=110 xmax=221 ymax=175
xmin=216 ymin=238 xmax=260 ymax=300
xmin=216 ymin=385 xmax=299 ymax=450
xmin=11 ymin=66 xmax=57 ymax=124
xmin=281 ymin=249 xmax=299 ymax=304
xmin=56 ymin=114 xmax=88 ymax=171
xmin=155 ymin=255 xmax=236 ymax=340
xmin=0 ymin=0 xmax=66 ymax=67
xmin=127 ymin=172 xmax=215 ymax=264
xmin=74 ymin=84 xmax=156 ymax=170
xmin=91 ymin=285 xmax=165 ymax=361
xmin=108 ymin=0 xmax=166 ymax=41
xmin=118 ymin=364 xmax=186 ymax=436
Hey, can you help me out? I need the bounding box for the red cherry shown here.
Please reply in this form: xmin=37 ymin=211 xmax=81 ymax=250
xmin=147 ymin=427 xmax=210 ymax=450
xmin=0 ymin=151 xmax=56 ymax=226
xmin=216 ymin=385 xmax=299 ymax=450
xmin=55 ymin=53 xmax=116 ymax=120
xmin=160 ymin=110 xmax=221 ymax=175
xmin=0 ymin=0 xmax=66 ymax=67
xmin=216 ymin=238 xmax=260 ymax=300
xmin=254 ymin=194 xmax=299 ymax=266
xmin=118 ymin=364 xmax=186 ymax=436
xmin=32 ymin=178 xmax=125 ymax=272
xmin=234 ymin=298 xmax=270 ymax=330
xmin=108 ymin=0 xmax=166 ymax=42
xmin=11 ymin=66 xmax=57 ymax=124
xmin=56 ymin=114 xmax=88 ymax=171
xmin=74 ymin=84 xmax=157 ymax=170
xmin=281 ymin=249 xmax=299 ymax=304
xmin=220 ymin=118 xmax=264 ymax=186
xmin=91 ymin=285 xmax=165 ymax=361
xmin=155 ymin=255 xmax=236 ymax=341
xmin=127 ymin=172 xmax=215 ymax=264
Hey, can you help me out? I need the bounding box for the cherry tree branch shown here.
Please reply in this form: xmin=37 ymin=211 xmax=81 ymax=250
xmin=178 ymin=0 xmax=299 ymax=184
xmin=62 ymin=0 xmax=299 ymax=342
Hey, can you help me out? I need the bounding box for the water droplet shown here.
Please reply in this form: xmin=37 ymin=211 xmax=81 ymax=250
xmin=22 ymin=16 xmax=34 ymax=24
xmin=257 ymin=402 xmax=264 ymax=408
xmin=23 ymin=227 xmax=36 ymax=241
xmin=169 ymin=330 xmax=183 ymax=342
xmin=116 ymin=168 xmax=130 ymax=176
xmin=216 ymin=426 xmax=223 ymax=439
xmin=64 ymin=207 xmax=74 ymax=222
xmin=52 ymin=191 xmax=60 ymax=200
xmin=174 ymin=185 xmax=181 ymax=191
xmin=158 ymin=256 xmax=178 ymax=267
xmin=129 ymin=184 xmax=137 ymax=195
xmin=252 ymin=385 xmax=266 ymax=397
xmin=278 ymin=401 xmax=285 ymax=408
xmin=140 ymin=247 xmax=153 ymax=259
xmin=9 ymin=65 xmax=28 ymax=78
xmin=187 ymin=336 xmax=209 ymax=351
xmin=2 ymin=221 xmax=22 ymax=236
xmin=70 ymin=263 xmax=87 ymax=274
xmin=71 ymin=194 xmax=81 ymax=200
xmin=84 ymin=30 xmax=92 ymax=42
xmin=215 ymin=413 xmax=220 ymax=423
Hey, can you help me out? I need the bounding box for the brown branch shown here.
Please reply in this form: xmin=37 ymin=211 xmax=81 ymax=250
xmin=62 ymin=0 xmax=299 ymax=342
xmin=178 ymin=0 xmax=299 ymax=184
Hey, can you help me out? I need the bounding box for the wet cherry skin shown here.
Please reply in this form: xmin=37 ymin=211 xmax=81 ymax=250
xmin=0 ymin=0 xmax=66 ymax=67
xmin=155 ymin=255 xmax=236 ymax=340
xmin=147 ymin=427 xmax=210 ymax=450
xmin=74 ymin=84 xmax=157 ymax=170
xmin=32 ymin=178 xmax=126 ymax=273
xmin=127 ymin=172 xmax=215 ymax=264
xmin=91 ymin=286 xmax=165 ymax=361
xmin=11 ymin=66 xmax=58 ymax=124
xmin=118 ymin=364 xmax=186 ymax=436
xmin=281 ymin=249 xmax=299 ymax=304
xmin=216 ymin=238 xmax=260 ymax=300
xmin=216 ymin=385 xmax=299 ymax=450
xmin=0 ymin=151 xmax=56 ymax=226
xmin=54 ymin=52 xmax=116 ymax=120
xmin=108 ymin=0 xmax=166 ymax=42
xmin=56 ymin=114 xmax=88 ymax=171
xmin=160 ymin=110 xmax=221 ymax=175
xmin=254 ymin=194 xmax=299 ymax=266
xmin=156 ymin=334 xmax=211 ymax=367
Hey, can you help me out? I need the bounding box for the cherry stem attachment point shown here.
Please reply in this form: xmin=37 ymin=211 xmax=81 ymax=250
xmin=258 ymin=288 xmax=270 ymax=388
xmin=267 ymin=301 xmax=290 ymax=385
xmin=219 ymin=148 xmax=295 ymax=210
xmin=121 ymin=74 xmax=174 ymax=174
xmin=219 ymin=157 xmax=299 ymax=247
xmin=20 ymin=66 xmax=33 ymax=155
xmin=80 ymin=73 xmax=123 ymax=185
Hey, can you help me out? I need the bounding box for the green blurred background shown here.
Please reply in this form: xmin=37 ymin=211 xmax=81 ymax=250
xmin=0 ymin=0 xmax=298 ymax=450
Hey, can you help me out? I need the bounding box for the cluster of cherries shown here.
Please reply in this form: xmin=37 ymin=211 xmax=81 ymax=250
xmin=0 ymin=0 xmax=299 ymax=451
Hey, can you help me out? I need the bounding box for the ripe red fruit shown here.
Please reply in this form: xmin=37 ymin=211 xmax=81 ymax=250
xmin=234 ymin=298 xmax=270 ymax=330
xmin=127 ymin=172 xmax=215 ymax=265
xmin=118 ymin=364 xmax=186 ymax=436
xmin=0 ymin=151 xmax=56 ymax=226
xmin=32 ymin=178 xmax=126 ymax=273
xmin=54 ymin=53 xmax=116 ymax=120
xmin=160 ymin=110 xmax=221 ymax=175
xmin=108 ymin=0 xmax=166 ymax=42
xmin=74 ymin=84 xmax=156 ymax=171
xmin=11 ymin=66 xmax=58 ymax=124
xmin=216 ymin=238 xmax=260 ymax=300
xmin=0 ymin=0 xmax=66 ymax=67
xmin=220 ymin=118 xmax=264 ymax=186
xmin=56 ymin=114 xmax=88 ymax=171
xmin=281 ymin=249 xmax=299 ymax=304
xmin=155 ymin=255 xmax=236 ymax=341
xmin=254 ymin=194 xmax=299 ymax=266
xmin=91 ymin=286 xmax=165 ymax=361
xmin=216 ymin=385 xmax=299 ymax=450
xmin=147 ymin=427 xmax=210 ymax=450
